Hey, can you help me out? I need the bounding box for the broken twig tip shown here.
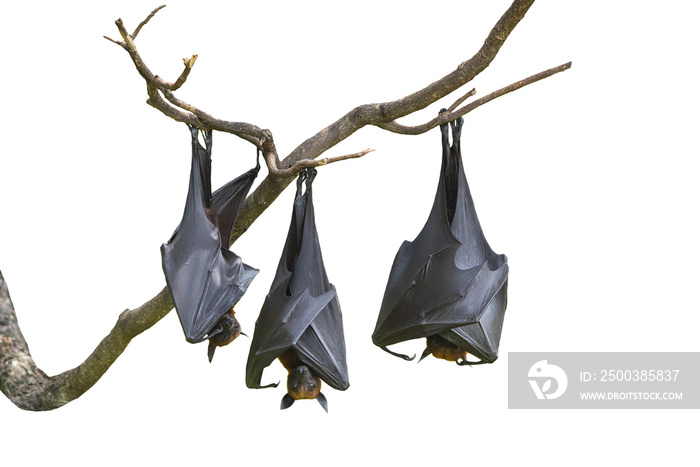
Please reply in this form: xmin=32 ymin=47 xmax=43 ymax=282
xmin=103 ymin=35 xmax=121 ymax=46
xmin=183 ymin=55 xmax=198 ymax=67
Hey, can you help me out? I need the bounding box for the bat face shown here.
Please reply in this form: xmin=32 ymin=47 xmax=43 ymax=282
xmin=373 ymin=116 xmax=509 ymax=365
xmin=287 ymin=365 xmax=322 ymax=400
xmin=280 ymin=363 xmax=328 ymax=412
xmin=275 ymin=349 xmax=330 ymax=412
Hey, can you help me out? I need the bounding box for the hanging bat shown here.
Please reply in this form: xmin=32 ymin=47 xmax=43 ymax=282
xmin=246 ymin=168 xmax=348 ymax=412
xmin=372 ymin=115 xmax=509 ymax=365
xmin=161 ymin=125 xmax=260 ymax=362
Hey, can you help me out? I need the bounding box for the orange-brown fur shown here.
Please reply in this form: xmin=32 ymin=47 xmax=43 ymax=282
xmin=425 ymin=334 xmax=468 ymax=362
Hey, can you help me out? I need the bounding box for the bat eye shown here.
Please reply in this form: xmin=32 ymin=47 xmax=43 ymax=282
xmin=308 ymin=383 xmax=315 ymax=390
xmin=292 ymin=383 xmax=299 ymax=390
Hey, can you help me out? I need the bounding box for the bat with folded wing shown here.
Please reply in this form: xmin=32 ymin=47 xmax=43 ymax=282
xmin=373 ymin=115 xmax=509 ymax=365
xmin=161 ymin=125 xmax=260 ymax=362
xmin=246 ymin=168 xmax=348 ymax=412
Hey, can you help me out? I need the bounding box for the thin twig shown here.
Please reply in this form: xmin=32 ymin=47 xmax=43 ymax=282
xmin=105 ymin=10 xmax=267 ymax=150
xmin=132 ymin=5 xmax=166 ymax=40
xmin=152 ymin=55 xmax=197 ymax=91
xmin=270 ymin=149 xmax=375 ymax=178
xmin=456 ymin=61 xmax=572 ymax=114
xmin=448 ymin=88 xmax=477 ymax=112
xmin=103 ymin=35 xmax=122 ymax=46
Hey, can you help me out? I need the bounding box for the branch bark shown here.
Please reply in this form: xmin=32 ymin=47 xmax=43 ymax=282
xmin=0 ymin=271 xmax=172 ymax=410
xmin=1 ymin=0 xmax=570 ymax=410
xmin=376 ymin=62 xmax=572 ymax=135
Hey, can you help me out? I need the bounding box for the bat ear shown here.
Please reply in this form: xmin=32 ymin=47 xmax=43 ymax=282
xmin=315 ymin=392 xmax=328 ymax=413
xmin=418 ymin=347 xmax=432 ymax=363
xmin=207 ymin=342 xmax=216 ymax=363
xmin=280 ymin=393 xmax=296 ymax=410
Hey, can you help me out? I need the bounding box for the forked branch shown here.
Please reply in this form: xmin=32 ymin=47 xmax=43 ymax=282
xmin=377 ymin=62 xmax=572 ymax=135
xmin=104 ymin=5 xmax=371 ymax=177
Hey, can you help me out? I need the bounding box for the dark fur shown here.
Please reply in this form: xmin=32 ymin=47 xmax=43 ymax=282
xmin=207 ymin=308 xmax=242 ymax=362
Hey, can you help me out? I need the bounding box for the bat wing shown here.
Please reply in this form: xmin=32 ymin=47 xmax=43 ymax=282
xmin=442 ymin=279 xmax=508 ymax=363
xmin=246 ymin=169 xmax=349 ymax=390
xmin=245 ymin=281 xmax=337 ymax=388
xmin=161 ymin=126 xmax=259 ymax=343
xmin=211 ymin=152 xmax=260 ymax=248
xmin=294 ymin=293 xmax=349 ymax=390
xmin=373 ymin=117 xmax=509 ymax=362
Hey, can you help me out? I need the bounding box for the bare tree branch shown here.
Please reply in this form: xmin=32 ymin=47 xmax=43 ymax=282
xmin=1 ymin=0 xmax=571 ymax=410
xmin=132 ymin=4 xmax=166 ymax=40
xmin=376 ymin=62 xmax=572 ymax=135
xmin=269 ymin=149 xmax=375 ymax=178
xmin=448 ymin=88 xmax=478 ymax=113
xmin=232 ymin=0 xmax=542 ymax=241
xmin=105 ymin=6 xmax=354 ymax=176
xmin=1 ymin=271 xmax=172 ymax=410
xmin=105 ymin=8 xmax=261 ymax=136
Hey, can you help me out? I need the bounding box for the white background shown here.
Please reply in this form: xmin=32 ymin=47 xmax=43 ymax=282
xmin=1 ymin=0 xmax=698 ymax=465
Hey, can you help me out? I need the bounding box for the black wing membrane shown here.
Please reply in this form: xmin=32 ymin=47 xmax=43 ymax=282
xmin=161 ymin=126 xmax=260 ymax=343
xmin=246 ymin=168 xmax=349 ymax=391
xmin=373 ymin=116 xmax=509 ymax=363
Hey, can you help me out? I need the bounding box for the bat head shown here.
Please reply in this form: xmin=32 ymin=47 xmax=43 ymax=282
xmin=280 ymin=365 xmax=328 ymax=412
xmin=419 ymin=334 xmax=468 ymax=364
xmin=207 ymin=308 xmax=243 ymax=363
xmin=287 ymin=365 xmax=322 ymax=399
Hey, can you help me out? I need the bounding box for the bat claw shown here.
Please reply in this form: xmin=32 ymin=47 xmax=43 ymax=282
xmin=207 ymin=323 xmax=223 ymax=339
xmin=457 ymin=358 xmax=487 ymax=366
xmin=381 ymin=346 xmax=416 ymax=361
